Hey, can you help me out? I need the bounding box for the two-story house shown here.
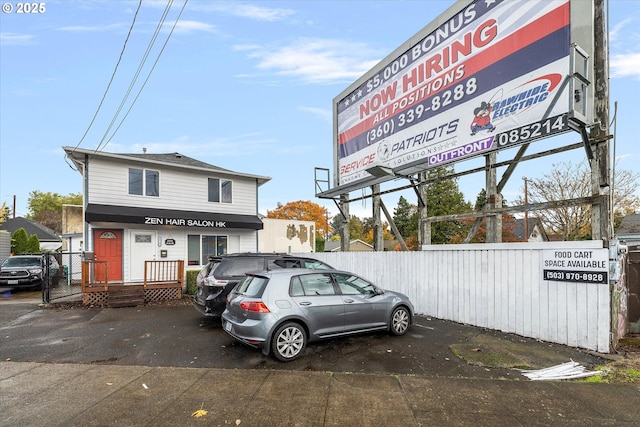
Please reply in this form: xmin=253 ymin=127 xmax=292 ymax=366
xmin=63 ymin=147 xmax=270 ymax=285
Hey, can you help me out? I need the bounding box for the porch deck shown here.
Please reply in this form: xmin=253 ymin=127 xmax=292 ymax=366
xmin=81 ymin=260 xmax=184 ymax=306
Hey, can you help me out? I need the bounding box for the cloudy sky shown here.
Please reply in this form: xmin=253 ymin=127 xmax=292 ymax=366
xmin=1 ymin=0 xmax=638 ymax=219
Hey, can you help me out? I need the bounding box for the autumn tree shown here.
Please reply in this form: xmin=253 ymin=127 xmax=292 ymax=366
xmin=450 ymin=189 xmax=520 ymax=243
xmin=27 ymin=191 xmax=82 ymax=233
xmin=328 ymin=214 xmax=391 ymax=246
xmin=266 ymin=200 xmax=332 ymax=241
xmin=515 ymin=161 xmax=640 ymax=240
xmin=0 ymin=202 xmax=9 ymax=224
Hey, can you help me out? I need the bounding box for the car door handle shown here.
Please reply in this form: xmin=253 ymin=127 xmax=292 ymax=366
xmin=344 ymin=299 xmax=354 ymax=303
xmin=299 ymin=302 xmax=312 ymax=306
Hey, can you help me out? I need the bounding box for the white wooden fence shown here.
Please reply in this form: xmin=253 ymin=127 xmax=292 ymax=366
xmin=302 ymin=240 xmax=611 ymax=353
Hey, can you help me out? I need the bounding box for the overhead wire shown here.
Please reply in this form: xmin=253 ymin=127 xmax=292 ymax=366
xmin=97 ymin=0 xmax=189 ymax=153
xmin=66 ymin=0 xmax=143 ymax=168
xmin=66 ymin=0 xmax=188 ymax=167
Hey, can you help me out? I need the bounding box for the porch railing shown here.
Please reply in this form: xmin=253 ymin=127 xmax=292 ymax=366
xmin=81 ymin=260 xmax=184 ymax=290
xmin=81 ymin=260 xmax=109 ymax=291
xmin=144 ymin=260 xmax=184 ymax=287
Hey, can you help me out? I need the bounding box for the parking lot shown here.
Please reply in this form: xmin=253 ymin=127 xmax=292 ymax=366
xmin=3 ymin=290 xmax=640 ymax=426
xmin=0 ymin=289 xmax=608 ymax=378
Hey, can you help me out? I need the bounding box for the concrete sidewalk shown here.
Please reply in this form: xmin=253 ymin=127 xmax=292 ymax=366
xmin=2 ymin=361 xmax=639 ymax=427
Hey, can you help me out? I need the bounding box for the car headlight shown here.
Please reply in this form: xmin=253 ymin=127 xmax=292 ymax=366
xmin=28 ymin=268 xmax=43 ymax=275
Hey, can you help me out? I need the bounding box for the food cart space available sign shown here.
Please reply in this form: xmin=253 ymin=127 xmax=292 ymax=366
xmin=542 ymin=249 xmax=608 ymax=284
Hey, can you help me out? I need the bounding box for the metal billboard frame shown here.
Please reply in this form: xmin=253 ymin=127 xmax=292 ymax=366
xmin=315 ymin=0 xmax=609 ymax=248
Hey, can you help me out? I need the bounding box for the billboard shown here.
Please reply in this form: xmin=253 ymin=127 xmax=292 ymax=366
xmin=334 ymin=0 xmax=578 ymax=190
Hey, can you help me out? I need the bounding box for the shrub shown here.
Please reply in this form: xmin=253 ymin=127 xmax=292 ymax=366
xmin=186 ymin=269 xmax=199 ymax=295
xmin=11 ymin=228 xmax=29 ymax=254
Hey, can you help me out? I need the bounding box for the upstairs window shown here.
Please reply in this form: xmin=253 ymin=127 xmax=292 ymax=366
xmin=129 ymin=168 xmax=159 ymax=197
xmin=208 ymin=178 xmax=232 ymax=203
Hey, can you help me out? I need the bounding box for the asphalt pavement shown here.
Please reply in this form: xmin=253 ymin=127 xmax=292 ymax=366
xmin=1 ymin=291 xmax=639 ymax=426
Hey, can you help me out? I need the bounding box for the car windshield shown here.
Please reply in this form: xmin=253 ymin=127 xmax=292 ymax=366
xmin=234 ymin=275 xmax=268 ymax=297
xmin=2 ymin=257 xmax=41 ymax=268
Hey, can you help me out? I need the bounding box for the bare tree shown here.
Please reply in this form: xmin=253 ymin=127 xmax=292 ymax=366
xmin=517 ymin=161 xmax=639 ymax=240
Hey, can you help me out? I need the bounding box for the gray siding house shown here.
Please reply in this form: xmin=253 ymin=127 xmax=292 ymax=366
xmin=63 ymin=147 xmax=270 ymax=283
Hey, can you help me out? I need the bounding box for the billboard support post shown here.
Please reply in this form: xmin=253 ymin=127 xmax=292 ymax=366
xmin=590 ymin=0 xmax=610 ymax=244
xmin=418 ymin=172 xmax=430 ymax=247
xmin=485 ymin=152 xmax=502 ymax=243
xmin=339 ymin=194 xmax=350 ymax=252
xmin=372 ymin=184 xmax=384 ymax=251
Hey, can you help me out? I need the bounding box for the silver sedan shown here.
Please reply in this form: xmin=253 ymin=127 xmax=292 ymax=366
xmin=222 ymin=268 xmax=414 ymax=361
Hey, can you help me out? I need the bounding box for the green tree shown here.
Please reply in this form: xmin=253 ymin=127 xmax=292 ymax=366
xmin=393 ymin=167 xmax=472 ymax=246
xmin=424 ymin=166 xmax=473 ymax=244
xmin=348 ymin=216 xmax=366 ymax=241
xmin=393 ymin=196 xmax=418 ymax=239
xmin=27 ymin=191 xmax=82 ymax=233
xmin=11 ymin=228 xmax=29 ymax=254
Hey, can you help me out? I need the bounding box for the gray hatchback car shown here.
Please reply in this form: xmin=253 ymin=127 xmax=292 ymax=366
xmin=221 ymin=268 xmax=414 ymax=362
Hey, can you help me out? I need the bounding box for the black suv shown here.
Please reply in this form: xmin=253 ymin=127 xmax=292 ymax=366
xmin=193 ymin=253 xmax=333 ymax=318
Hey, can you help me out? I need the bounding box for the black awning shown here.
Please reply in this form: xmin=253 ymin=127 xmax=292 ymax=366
xmin=85 ymin=204 xmax=263 ymax=230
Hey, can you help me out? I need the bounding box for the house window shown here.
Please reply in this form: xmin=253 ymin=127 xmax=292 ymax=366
xmin=208 ymin=178 xmax=232 ymax=203
xmin=187 ymin=234 xmax=228 ymax=266
xmin=129 ymin=168 xmax=159 ymax=197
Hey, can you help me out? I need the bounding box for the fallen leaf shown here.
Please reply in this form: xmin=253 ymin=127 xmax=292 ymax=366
xmin=192 ymin=409 xmax=208 ymax=418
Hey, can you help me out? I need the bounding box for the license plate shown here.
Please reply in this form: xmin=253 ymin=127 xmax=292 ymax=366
xmin=224 ymin=321 xmax=232 ymax=332
xmin=8 ymin=280 xmax=18 ymax=285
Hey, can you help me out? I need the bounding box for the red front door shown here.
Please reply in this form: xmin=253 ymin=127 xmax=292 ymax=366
xmin=93 ymin=229 xmax=123 ymax=282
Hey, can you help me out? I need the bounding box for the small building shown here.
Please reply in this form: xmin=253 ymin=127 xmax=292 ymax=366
xmin=324 ymin=239 xmax=374 ymax=252
xmin=616 ymin=213 xmax=640 ymax=246
xmin=258 ymin=217 xmax=316 ymax=253
xmin=63 ymin=147 xmax=271 ymax=291
xmin=513 ymin=217 xmax=549 ymax=242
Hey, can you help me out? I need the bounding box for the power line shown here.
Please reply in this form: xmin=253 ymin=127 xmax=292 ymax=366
xmin=94 ymin=0 xmax=185 ymax=154
xmin=99 ymin=0 xmax=189 ymax=153
xmin=68 ymin=0 xmax=143 ymax=159
xmin=67 ymin=0 xmax=188 ymax=164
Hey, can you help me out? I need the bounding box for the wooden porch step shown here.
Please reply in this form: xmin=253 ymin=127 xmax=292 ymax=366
xmin=107 ymin=286 xmax=145 ymax=308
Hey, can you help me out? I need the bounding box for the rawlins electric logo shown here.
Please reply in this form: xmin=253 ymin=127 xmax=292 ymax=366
xmin=491 ymin=73 xmax=562 ymax=122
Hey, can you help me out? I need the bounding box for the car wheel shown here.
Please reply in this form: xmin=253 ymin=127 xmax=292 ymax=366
xmin=272 ymin=322 xmax=306 ymax=362
xmin=390 ymin=306 xmax=410 ymax=336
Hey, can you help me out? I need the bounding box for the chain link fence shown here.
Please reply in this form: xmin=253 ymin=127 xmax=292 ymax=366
xmin=43 ymin=251 xmax=83 ymax=303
